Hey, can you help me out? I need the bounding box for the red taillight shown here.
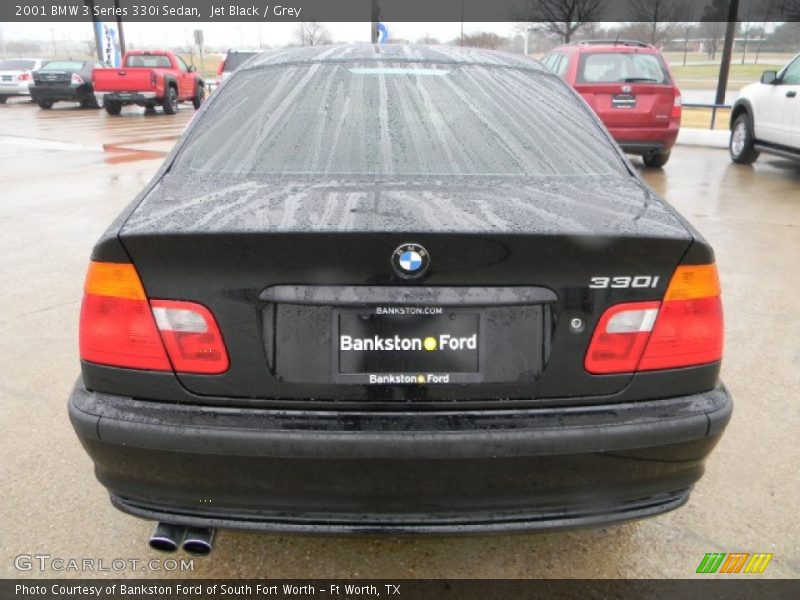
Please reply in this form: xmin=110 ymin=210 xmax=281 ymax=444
xmin=671 ymin=93 xmax=682 ymax=123
xmin=18 ymin=71 xmax=31 ymax=81
xmin=638 ymin=296 xmax=722 ymax=370
xmin=150 ymin=71 xmax=157 ymax=87
xmin=216 ymin=59 xmax=225 ymax=76
xmin=80 ymin=262 xmax=171 ymax=371
xmin=79 ymin=262 xmax=229 ymax=374
xmin=151 ymin=300 xmax=229 ymax=374
xmin=585 ymin=264 xmax=723 ymax=374
xmin=71 ymin=73 xmax=84 ymax=85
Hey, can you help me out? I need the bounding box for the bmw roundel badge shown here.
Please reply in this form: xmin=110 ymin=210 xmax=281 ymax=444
xmin=392 ymin=243 xmax=430 ymax=278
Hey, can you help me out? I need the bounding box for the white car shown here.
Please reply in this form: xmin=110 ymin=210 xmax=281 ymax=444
xmin=0 ymin=58 xmax=49 ymax=103
xmin=729 ymin=52 xmax=800 ymax=164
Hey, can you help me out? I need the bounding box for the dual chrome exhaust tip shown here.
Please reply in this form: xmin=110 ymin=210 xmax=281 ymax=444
xmin=149 ymin=522 xmax=215 ymax=555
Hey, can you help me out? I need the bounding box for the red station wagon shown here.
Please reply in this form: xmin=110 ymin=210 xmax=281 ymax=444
xmin=541 ymin=41 xmax=682 ymax=168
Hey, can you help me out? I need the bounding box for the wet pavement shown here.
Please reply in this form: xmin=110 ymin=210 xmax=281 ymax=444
xmin=0 ymin=99 xmax=798 ymax=579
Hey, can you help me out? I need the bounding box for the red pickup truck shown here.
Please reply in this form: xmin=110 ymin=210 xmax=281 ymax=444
xmin=93 ymin=50 xmax=204 ymax=116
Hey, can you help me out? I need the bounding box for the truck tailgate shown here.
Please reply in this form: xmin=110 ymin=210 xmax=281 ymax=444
xmin=92 ymin=68 xmax=154 ymax=92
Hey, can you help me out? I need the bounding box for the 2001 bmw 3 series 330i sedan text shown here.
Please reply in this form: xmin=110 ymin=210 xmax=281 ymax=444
xmin=69 ymin=45 xmax=731 ymax=550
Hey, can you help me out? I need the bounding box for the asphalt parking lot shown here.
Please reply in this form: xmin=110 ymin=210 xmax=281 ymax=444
xmin=1 ymin=99 xmax=798 ymax=579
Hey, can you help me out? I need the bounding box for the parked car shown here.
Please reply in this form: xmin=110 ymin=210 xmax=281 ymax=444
xmin=30 ymin=60 xmax=109 ymax=109
xmin=541 ymin=41 xmax=682 ymax=168
xmin=729 ymin=52 xmax=800 ymax=164
xmin=69 ymin=45 xmax=730 ymax=553
xmin=0 ymin=58 xmax=48 ymax=103
xmin=92 ymin=50 xmax=204 ymax=115
xmin=217 ymin=49 xmax=259 ymax=82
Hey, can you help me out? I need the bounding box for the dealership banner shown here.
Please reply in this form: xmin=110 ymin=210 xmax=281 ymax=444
xmin=4 ymin=579 xmax=800 ymax=599
xmin=5 ymin=0 xmax=800 ymax=22
xmin=94 ymin=20 xmax=121 ymax=66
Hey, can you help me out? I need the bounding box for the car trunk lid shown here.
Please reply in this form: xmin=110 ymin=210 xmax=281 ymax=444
xmin=576 ymin=82 xmax=677 ymax=129
xmin=117 ymin=174 xmax=693 ymax=403
xmin=33 ymin=70 xmax=73 ymax=86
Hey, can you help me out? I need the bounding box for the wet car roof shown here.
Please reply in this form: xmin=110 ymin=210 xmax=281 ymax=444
xmin=245 ymin=44 xmax=549 ymax=71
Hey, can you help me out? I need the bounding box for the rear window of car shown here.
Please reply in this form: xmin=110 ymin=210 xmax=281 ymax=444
xmin=39 ymin=61 xmax=85 ymax=71
xmin=223 ymin=52 xmax=258 ymax=72
xmin=577 ymin=52 xmax=669 ymax=84
xmin=125 ymin=55 xmax=172 ymax=68
xmin=0 ymin=59 xmax=36 ymax=70
xmin=175 ymin=62 xmax=626 ymax=178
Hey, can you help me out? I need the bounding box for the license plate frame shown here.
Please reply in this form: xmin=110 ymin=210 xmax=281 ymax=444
xmin=332 ymin=307 xmax=485 ymax=385
xmin=612 ymin=93 xmax=637 ymax=109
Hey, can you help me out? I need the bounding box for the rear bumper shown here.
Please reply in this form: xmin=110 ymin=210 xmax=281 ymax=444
xmin=0 ymin=82 xmax=30 ymax=95
xmin=102 ymin=91 xmax=157 ymax=102
xmin=30 ymin=85 xmax=94 ymax=102
xmin=69 ymin=379 xmax=731 ymax=534
xmin=609 ymin=124 xmax=679 ymax=155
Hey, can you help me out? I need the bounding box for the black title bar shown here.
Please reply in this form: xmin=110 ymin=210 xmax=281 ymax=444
xmin=4 ymin=579 xmax=800 ymax=600
xmin=4 ymin=0 xmax=800 ymax=22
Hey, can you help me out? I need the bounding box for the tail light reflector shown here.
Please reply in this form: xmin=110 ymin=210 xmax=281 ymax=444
xmin=80 ymin=262 xmax=229 ymax=374
xmin=671 ymin=93 xmax=682 ymax=122
xmin=151 ymin=300 xmax=229 ymax=374
xmin=71 ymin=73 xmax=84 ymax=85
xmin=18 ymin=71 xmax=31 ymax=81
xmin=80 ymin=262 xmax=171 ymax=371
xmin=585 ymin=264 xmax=723 ymax=374
xmin=216 ymin=60 xmax=225 ymax=76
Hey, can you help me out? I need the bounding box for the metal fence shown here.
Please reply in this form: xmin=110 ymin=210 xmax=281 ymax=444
xmin=683 ymin=102 xmax=732 ymax=130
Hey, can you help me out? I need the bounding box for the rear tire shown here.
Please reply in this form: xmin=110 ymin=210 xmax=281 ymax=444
xmin=730 ymin=113 xmax=760 ymax=165
xmin=643 ymin=151 xmax=671 ymax=168
xmin=192 ymin=83 xmax=205 ymax=109
xmin=37 ymin=100 xmax=53 ymax=109
xmin=162 ymin=86 xmax=177 ymax=115
xmin=104 ymin=99 xmax=122 ymax=115
xmin=81 ymin=94 xmax=100 ymax=109
xmin=0 ymin=95 xmax=7 ymax=104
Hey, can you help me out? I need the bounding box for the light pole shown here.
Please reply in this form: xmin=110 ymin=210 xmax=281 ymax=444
xmin=523 ymin=27 xmax=534 ymax=55
xmin=114 ymin=0 xmax=126 ymax=54
xmin=715 ymin=0 xmax=740 ymax=107
xmin=371 ymin=0 xmax=379 ymax=43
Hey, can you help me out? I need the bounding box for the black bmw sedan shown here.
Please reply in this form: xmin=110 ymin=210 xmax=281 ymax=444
xmin=69 ymin=45 xmax=731 ymax=553
xmin=31 ymin=60 xmax=107 ymax=109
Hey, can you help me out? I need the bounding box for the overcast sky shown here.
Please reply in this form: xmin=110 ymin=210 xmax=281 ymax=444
xmin=0 ymin=21 xmax=516 ymax=48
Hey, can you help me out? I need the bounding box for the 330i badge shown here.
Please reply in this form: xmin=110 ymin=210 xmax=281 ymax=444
xmin=68 ymin=45 xmax=731 ymax=553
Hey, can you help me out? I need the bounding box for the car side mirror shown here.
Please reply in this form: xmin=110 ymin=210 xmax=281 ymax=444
xmin=188 ymin=65 xmax=197 ymax=73
xmin=760 ymin=70 xmax=778 ymax=84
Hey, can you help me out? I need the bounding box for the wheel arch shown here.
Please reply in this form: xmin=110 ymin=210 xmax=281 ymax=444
xmin=163 ymin=75 xmax=178 ymax=93
xmin=730 ymin=99 xmax=753 ymax=131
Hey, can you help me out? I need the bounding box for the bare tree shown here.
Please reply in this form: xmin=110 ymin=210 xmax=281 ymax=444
xmin=699 ymin=0 xmax=735 ymax=60
xmin=679 ymin=22 xmax=696 ymax=65
xmin=416 ymin=35 xmax=440 ymax=45
xmin=626 ymin=0 xmax=689 ymax=45
xmin=294 ymin=21 xmax=332 ymax=47
xmin=512 ymin=0 xmax=607 ymax=44
xmin=786 ymin=0 xmax=800 ymax=20
xmin=460 ymin=32 xmax=507 ymax=50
